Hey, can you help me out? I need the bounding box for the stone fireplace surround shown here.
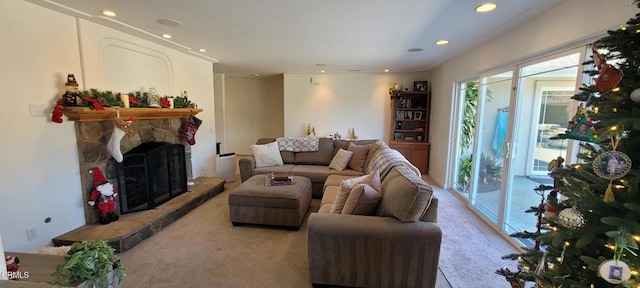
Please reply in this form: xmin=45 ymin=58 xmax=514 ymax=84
xmin=52 ymin=108 xmax=224 ymax=252
xmin=75 ymin=118 xmax=194 ymax=224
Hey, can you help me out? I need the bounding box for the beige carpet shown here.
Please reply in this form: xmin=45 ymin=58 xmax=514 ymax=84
xmin=118 ymin=176 xmax=514 ymax=287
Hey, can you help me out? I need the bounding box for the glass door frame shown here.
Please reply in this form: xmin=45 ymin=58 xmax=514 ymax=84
xmin=447 ymin=46 xmax=589 ymax=244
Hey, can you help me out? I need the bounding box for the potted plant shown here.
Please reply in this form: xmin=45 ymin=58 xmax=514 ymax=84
xmin=50 ymin=240 xmax=126 ymax=288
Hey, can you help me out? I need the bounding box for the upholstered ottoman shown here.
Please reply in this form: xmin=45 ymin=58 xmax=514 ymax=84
xmin=228 ymin=175 xmax=312 ymax=229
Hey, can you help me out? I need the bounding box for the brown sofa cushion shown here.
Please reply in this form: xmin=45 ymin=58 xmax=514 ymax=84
xmin=328 ymin=148 xmax=353 ymax=171
xmin=375 ymin=166 xmax=433 ymax=222
xmin=347 ymin=142 xmax=371 ymax=172
xmin=289 ymin=165 xmax=331 ymax=183
xmin=330 ymin=173 xmax=376 ymax=214
xmin=342 ymin=181 xmax=381 ymax=215
xmin=294 ymin=137 xmax=334 ymax=165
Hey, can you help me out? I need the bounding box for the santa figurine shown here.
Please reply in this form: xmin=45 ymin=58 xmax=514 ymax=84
xmin=6 ymin=255 xmax=20 ymax=280
xmin=87 ymin=167 xmax=119 ymax=225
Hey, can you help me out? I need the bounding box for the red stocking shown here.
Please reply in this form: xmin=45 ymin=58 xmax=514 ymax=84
xmin=181 ymin=116 xmax=202 ymax=145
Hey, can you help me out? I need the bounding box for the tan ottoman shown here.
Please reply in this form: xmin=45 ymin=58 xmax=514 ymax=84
xmin=228 ymin=175 xmax=312 ymax=230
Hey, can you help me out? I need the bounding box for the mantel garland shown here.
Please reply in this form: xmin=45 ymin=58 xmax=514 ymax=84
xmin=52 ymin=87 xmax=198 ymax=123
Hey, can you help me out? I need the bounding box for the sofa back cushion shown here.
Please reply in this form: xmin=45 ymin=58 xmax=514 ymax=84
xmin=375 ymin=166 xmax=433 ymax=222
xmin=257 ymin=138 xmax=294 ymax=164
xmin=294 ymin=137 xmax=334 ymax=165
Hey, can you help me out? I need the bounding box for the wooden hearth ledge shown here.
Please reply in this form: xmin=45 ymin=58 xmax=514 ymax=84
xmin=52 ymin=177 xmax=225 ymax=253
xmin=62 ymin=107 xmax=203 ymax=122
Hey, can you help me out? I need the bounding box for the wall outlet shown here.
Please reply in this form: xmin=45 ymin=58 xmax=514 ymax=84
xmin=26 ymin=227 xmax=37 ymax=241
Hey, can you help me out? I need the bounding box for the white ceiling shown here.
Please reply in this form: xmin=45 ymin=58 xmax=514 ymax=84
xmin=29 ymin=0 xmax=564 ymax=77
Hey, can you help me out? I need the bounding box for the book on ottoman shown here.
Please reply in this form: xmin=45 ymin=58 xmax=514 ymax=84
xmin=266 ymin=172 xmax=294 ymax=186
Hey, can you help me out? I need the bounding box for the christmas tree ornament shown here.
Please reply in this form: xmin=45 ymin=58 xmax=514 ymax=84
xmin=558 ymin=206 xmax=586 ymax=229
xmin=592 ymin=47 xmax=623 ymax=93
xmin=181 ymin=115 xmax=203 ymax=145
xmin=87 ymin=167 xmax=119 ymax=225
xmin=592 ymin=127 xmax=632 ymax=202
xmin=630 ymin=88 xmax=640 ymax=103
xmin=564 ymin=104 xmax=599 ymax=143
xmin=106 ymin=112 xmax=134 ymax=163
xmin=599 ymin=259 xmax=630 ymax=284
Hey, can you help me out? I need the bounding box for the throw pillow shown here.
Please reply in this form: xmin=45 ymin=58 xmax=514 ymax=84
xmin=347 ymin=142 xmax=371 ymax=172
xmin=329 ymin=173 xmax=375 ymax=214
xmin=328 ymin=148 xmax=353 ymax=171
xmin=341 ymin=172 xmax=382 ymax=215
xmin=251 ymin=141 xmax=283 ymax=168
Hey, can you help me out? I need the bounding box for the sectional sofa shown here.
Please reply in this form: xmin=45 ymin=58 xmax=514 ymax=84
xmin=238 ymin=137 xmax=442 ymax=287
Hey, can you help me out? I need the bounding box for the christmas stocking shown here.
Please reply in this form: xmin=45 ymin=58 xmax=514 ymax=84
xmin=181 ymin=115 xmax=202 ymax=145
xmin=107 ymin=117 xmax=134 ymax=162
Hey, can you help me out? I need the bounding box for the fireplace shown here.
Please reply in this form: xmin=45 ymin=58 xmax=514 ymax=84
xmin=115 ymin=142 xmax=187 ymax=214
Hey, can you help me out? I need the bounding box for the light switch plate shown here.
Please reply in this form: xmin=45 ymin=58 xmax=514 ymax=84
xmin=29 ymin=104 xmax=46 ymax=117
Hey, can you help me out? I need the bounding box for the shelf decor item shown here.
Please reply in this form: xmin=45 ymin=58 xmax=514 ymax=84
xmin=413 ymin=81 xmax=428 ymax=91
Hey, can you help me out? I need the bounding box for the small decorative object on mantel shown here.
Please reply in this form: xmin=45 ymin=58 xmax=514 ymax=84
xmin=147 ymin=87 xmax=161 ymax=108
xmin=87 ymin=167 xmax=119 ymax=225
xmin=62 ymin=74 xmax=81 ymax=106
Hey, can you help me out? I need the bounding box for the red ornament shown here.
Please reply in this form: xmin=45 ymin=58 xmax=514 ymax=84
xmin=593 ymin=47 xmax=623 ymax=93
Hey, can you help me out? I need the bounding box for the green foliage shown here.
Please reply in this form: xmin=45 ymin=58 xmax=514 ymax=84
xmin=498 ymin=6 xmax=640 ymax=287
xmin=80 ymin=89 xmax=122 ymax=107
xmin=461 ymin=81 xmax=478 ymax=151
xmin=50 ymin=240 xmax=126 ymax=288
xmin=458 ymin=156 xmax=472 ymax=189
xmin=173 ymin=95 xmax=196 ymax=108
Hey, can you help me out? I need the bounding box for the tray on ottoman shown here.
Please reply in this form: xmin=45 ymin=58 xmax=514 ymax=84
xmin=228 ymin=174 xmax=312 ymax=230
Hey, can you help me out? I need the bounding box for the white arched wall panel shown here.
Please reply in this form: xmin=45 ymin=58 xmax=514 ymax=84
xmin=99 ymin=38 xmax=173 ymax=95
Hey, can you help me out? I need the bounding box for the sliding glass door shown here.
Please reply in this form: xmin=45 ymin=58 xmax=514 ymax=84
xmin=448 ymin=48 xmax=584 ymax=245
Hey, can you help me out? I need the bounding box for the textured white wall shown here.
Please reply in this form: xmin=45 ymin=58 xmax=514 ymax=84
xmin=283 ymin=73 xmax=429 ymax=141
xmin=0 ymin=0 xmax=216 ymax=252
xmin=428 ymin=0 xmax=635 ymax=188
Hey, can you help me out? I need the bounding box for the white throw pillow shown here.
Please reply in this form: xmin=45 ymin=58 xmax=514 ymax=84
xmin=328 ymin=148 xmax=353 ymax=171
xmin=251 ymin=141 xmax=284 ymax=168
xmin=330 ymin=173 xmax=375 ymax=214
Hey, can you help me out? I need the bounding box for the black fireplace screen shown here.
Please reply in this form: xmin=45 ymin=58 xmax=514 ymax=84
xmin=115 ymin=142 xmax=187 ymax=214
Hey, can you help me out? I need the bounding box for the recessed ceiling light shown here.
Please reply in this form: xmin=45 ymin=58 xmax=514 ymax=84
xmin=407 ymin=48 xmax=423 ymax=52
xmin=198 ymin=48 xmax=207 ymax=52
xmin=384 ymin=69 xmax=390 ymax=72
xmin=161 ymin=34 xmax=172 ymax=39
xmin=101 ymin=10 xmax=117 ymax=17
xmin=320 ymin=70 xmax=325 ymax=73
xmin=475 ymin=3 xmax=497 ymax=13
xmin=157 ymin=18 xmax=183 ymax=27
xmin=436 ymin=40 xmax=449 ymax=45
xmin=254 ymin=74 xmax=260 ymax=77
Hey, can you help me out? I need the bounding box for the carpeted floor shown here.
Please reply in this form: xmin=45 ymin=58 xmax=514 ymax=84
xmin=118 ymin=176 xmax=518 ymax=287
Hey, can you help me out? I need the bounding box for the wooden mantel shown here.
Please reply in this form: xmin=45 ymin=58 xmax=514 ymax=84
xmin=62 ymin=107 xmax=203 ymax=122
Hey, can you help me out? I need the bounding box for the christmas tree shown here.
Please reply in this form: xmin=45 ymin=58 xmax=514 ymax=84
xmin=497 ymin=5 xmax=640 ymax=287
